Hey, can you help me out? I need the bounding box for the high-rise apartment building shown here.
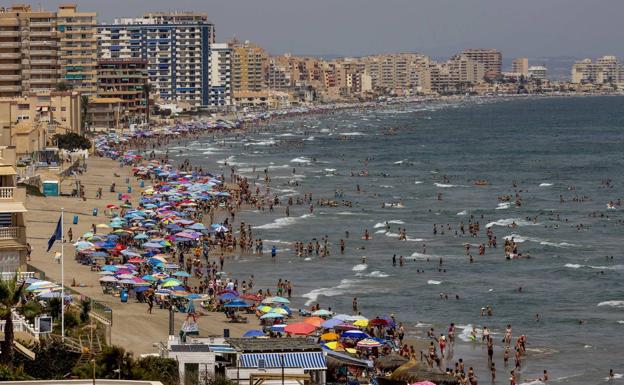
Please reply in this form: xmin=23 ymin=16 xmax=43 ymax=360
xmin=528 ymin=66 xmax=548 ymax=81
xmin=448 ymin=55 xmax=485 ymax=85
xmin=461 ymin=49 xmax=502 ymax=78
xmin=206 ymin=43 xmax=232 ymax=106
xmin=230 ymin=39 xmax=268 ymax=92
xmin=57 ymin=4 xmax=97 ymax=94
xmin=512 ymin=58 xmax=529 ymax=76
xmin=0 ymin=4 xmax=97 ymax=97
xmin=571 ymin=56 xmax=620 ymax=84
xmin=97 ymin=12 xmax=225 ymax=107
xmin=96 ymin=59 xmax=147 ymax=119
xmin=0 ymin=5 xmax=60 ymax=97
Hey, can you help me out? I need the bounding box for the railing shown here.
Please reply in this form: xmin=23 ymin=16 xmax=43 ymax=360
xmin=0 ymin=271 xmax=35 ymax=281
xmin=0 ymin=227 xmax=24 ymax=240
xmin=0 ymin=187 xmax=15 ymax=199
xmin=0 ymin=311 xmax=40 ymax=341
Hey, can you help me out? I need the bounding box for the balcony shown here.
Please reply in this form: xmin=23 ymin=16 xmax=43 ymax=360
xmin=0 ymin=42 xmax=20 ymax=49
xmin=2 ymin=64 xmax=21 ymax=70
xmin=0 ymin=187 xmax=16 ymax=199
xmin=0 ymin=85 xmax=21 ymax=92
xmin=29 ymin=41 xmax=57 ymax=47
xmin=0 ymin=53 xmax=21 ymax=59
xmin=0 ymin=226 xmax=26 ymax=240
xmin=0 ymin=75 xmax=21 ymax=81
xmin=0 ymin=31 xmax=19 ymax=37
xmin=30 ymin=59 xmax=57 ymax=65
xmin=29 ymin=69 xmax=57 ymax=75
xmin=29 ymin=50 xmax=56 ymax=56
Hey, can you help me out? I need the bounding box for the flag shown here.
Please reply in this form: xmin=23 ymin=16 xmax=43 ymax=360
xmin=47 ymin=216 xmax=62 ymax=252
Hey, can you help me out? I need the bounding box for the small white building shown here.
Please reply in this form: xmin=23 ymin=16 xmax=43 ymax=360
xmin=528 ymin=66 xmax=548 ymax=81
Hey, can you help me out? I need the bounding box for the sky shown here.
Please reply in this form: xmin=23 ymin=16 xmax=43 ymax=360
xmin=32 ymin=0 xmax=624 ymax=59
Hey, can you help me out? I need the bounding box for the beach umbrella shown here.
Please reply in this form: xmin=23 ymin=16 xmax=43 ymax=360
xmin=259 ymin=312 xmax=284 ymax=319
xmin=96 ymin=224 xmax=111 ymax=229
xmin=188 ymin=223 xmax=206 ymax=230
xmin=106 ymin=204 xmax=120 ymax=209
xmin=284 ymin=322 xmax=317 ymax=335
xmin=224 ymin=300 xmax=250 ymax=308
xmin=257 ymin=305 xmax=272 ymax=313
xmin=210 ymin=224 xmax=229 ymax=233
xmin=219 ymin=292 xmax=238 ymax=301
xmin=134 ymin=286 xmax=150 ymax=293
xmin=312 ymin=309 xmax=332 ymax=317
xmin=270 ymin=324 xmax=286 ymax=332
xmin=98 ymin=271 xmax=114 ymax=275
xmin=321 ymin=318 xmax=343 ymax=329
xmin=269 ymin=307 xmax=289 ymax=315
xmin=320 ymin=332 xmax=340 ymax=341
xmin=173 ymin=271 xmax=191 ymax=278
xmin=119 ymin=279 xmax=136 ymax=284
xmin=304 ymin=317 xmax=325 ymax=328
xmin=341 ymin=330 xmax=370 ymax=339
xmin=162 ymin=279 xmax=182 ymax=288
xmin=354 ymin=319 xmax=369 ymax=327
xmin=356 ymin=338 xmax=382 ymax=348
xmin=240 ymin=293 xmax=263 ymax=302
xmin=101 ymin=265 xmax=119 ymax=272
xmin=38 ymin=291 xmax=72 ymax=300
xmin=74 ymin=241 xmax=94 ymax=250
xmin=369 ymin=317 xmax=390 ymax=327
xmin=128 ymin=257 xmax=146 ymax=264
xmin=134 ymin=233 xmax=149 ymax=240
xmin=411 ymin=382 xmax=437 ymax=385
xmin=242 ymin=329 xmax=265 ymax=338
xmin=82 ymin=232 xmax=94 ymax=239
xmin=90 ymin=251 xmax=109 ymax=259
xmin=143 ymin=242 xmax=163 ymax=249
xmin=261 ymin=296 xmax=290 ymax=305
xmin=99 ymin=276 xmax=118 ymax=282
xmin=322 ymin=341 xmax=343 ymax=351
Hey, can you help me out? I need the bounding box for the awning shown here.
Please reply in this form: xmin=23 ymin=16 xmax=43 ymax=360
xmin=0 ymin=202 xmax=27 ymax=213
xmin=240 ymin=352 xmax=326 ymax=370
xmin=0 ymin=165 xmax=16 ymax=175
xmin=325 ymin=350 xmax=373 ymax=368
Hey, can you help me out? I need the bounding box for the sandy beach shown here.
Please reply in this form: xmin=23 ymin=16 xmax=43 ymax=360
xmin=26 ymin=156 xmax=258 ymax=354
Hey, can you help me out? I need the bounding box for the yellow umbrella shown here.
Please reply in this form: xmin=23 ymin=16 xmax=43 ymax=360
xmin=270 ymin=307 xmax=289 ymax=315
xmin=96 ymin=223 xmax=110 ymax=229
xmin=321 ymin=332 xmax=339 ymax=341
xmin=345 ymin=348 xmax=357 ymax=354
xmin=258 ymin=305 xmax=272 ymax=313
xmin=354 ymin=319 xmax=369 ymax=327
xmin=323 ymin=341 xmax=341 ymax=350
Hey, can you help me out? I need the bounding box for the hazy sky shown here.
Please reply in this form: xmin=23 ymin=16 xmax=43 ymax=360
xmin=33 ymin=0 xmax=623 ymax=59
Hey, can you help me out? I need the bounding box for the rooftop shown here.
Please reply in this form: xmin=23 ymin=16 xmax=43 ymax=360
xmin=226 ymin=338 xmax=321 ymax=353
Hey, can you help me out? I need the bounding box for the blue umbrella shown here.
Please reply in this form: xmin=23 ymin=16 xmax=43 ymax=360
xmin=260 ymin=312 xmax=284 ymax=319
xmin=173 ymin=271 xmax=191 ymax=278
xmin=242 ymin=329 xmax=265 ymax=338
xmin=219 ymin=292 xmax=238 ymax=301
xmin=134 ymin=233 xmax=149 ymax=240
xmin=224 ymin=300 xmax=249 ymax=308
xmin=102 ymin=265 xmax=118 ymax=272
xmin=134 ymin=286 xmax=149 ymax=293
xmin=270 ymin=324 xmax=286 ymax=332
xmin=143 ymin=242 xmax=163 ymax=249
xmin=340 ymin=330 xmax=370 ymax=339
xmin=188 ymin=223 xmax=206 ymax=230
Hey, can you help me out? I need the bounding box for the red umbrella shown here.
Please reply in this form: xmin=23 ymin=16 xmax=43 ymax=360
xmin=284 ymin=322 xmax=317 ymax=335
xmin=369 ymin=317 xmax=390 ymax=327
xmin=240 ymin=293 xmax=263 ymax=302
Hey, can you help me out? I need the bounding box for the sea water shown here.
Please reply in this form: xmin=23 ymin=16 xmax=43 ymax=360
xmin=186 ymin=96 xmax=624 ymax=383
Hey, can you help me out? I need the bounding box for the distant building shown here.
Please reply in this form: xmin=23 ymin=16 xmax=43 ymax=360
xmin=512 ymin=58 xmax=529 ymax=76
xmin=571 ymin=56 xmax=620 ymax=84
xmin=528 ymin=65 xmax=548 ymax=81
xmin=87 ymin=97 xmax=123 ymax=132
xmin=461 ymin=49 xmax=502 ymax=78
xmin=206 ymin=43 xmax=232 ymax=107
xmin=96 ymin=59 xmax=148 ymax=122
xmin=230 ymin=40 xmax=268 ymax=93
xmin=97 ymin=13 xmax=230 ymax=107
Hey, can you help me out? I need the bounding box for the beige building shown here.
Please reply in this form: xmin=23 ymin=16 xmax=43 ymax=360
xmin=448 ymin=55 xmax=485 ymax=85
xmin=512 ymin=58 xmax=529 ymax=76
xmin=528 ymin=65 xmax=548 ymax=81
xmin=57 ymin=4 xmax=98 ymax=94
xmin=0 ymin=146 xmax=28 ymax=275
xmin=87 ymin=97 xmax=122 ymax=132
xmin=230 ymin=40 xmax=268 ymax=93
xmin=571 ymin=56 xmax=620 ymax=84
xmin=0 ymin=91 xmax=81 ymax=155
xmin=461 ymin=49 xmax=502 ymax=78
xmin=0 ymin=5 xmax=60 ymax=97
xmin=96 ymin=59 xmax=147 ymax=121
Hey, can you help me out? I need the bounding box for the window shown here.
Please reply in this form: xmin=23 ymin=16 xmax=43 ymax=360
xmin=61 ymin=107 xmax=67 ymax=111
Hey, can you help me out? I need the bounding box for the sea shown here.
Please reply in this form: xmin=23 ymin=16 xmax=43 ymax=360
xmin=176 ymin=96 xmax=624 ymax=384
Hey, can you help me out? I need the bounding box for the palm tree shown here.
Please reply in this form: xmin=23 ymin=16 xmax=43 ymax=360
xmin=80 ymin=95 xmax=90 ymax=133
xmin=0 ymin=275 xmax=26 ymax=366
xmin=142 ymin=82 xmax=153 ymax=130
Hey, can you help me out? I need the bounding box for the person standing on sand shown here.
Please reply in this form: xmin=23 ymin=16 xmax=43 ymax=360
xmin=352 ymin=297 xmax=358 ymax=313
xmin=67 ymin=227 xmax=73 ymax=243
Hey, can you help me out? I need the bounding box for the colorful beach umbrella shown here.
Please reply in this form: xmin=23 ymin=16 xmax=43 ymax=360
xmin=284 ymin=322 xmax=317 ymax=335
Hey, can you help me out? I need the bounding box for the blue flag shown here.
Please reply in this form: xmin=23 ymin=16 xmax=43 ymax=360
xmin=47 ymin=216 xmax=62 ymax=252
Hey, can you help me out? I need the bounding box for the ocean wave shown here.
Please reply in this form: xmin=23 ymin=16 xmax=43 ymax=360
xmin=291 ymin=157 xmax=312 ymax=164
xmin=597 ymin=300 xmax=624 ymax=308
xmin=427 ymin=280 xmax=442 ymax=285
xmin=356 ymin=270 xmax=390 ymax=278
xmin=254 ymin=214 xmax=313 ymax=230
xmin=244 ymin=140 xmax=276 ymax=146
xmin=373 ymin=220 xmax=405 ymax=228
xmin=457 ymin=210 xmax=468 ymax=216
xmin=414 ymin=181 xmax=423 ymax=185
xmin=496 ymin=202 xmax=511 ymax=210
xmin=352 ymin=264 xmax=368 ymax=271
xmin=301 ymin=279 xmax=358 ymax=306
xmin=486 ymin=218 xmax=538 ymax=228
xmin=434 ymin=183 xmax=456 ymax=188
xmin=539 ymin=183 xmax=553 ymax=187
xmin=340 ymin=132 xmax=366 ymax=136
xmin=565 ymin=263 xmax=582 ymax=269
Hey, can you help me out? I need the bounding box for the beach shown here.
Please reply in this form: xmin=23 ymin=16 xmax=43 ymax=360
xmin=25 ymin=95 xmax=624 ymax=384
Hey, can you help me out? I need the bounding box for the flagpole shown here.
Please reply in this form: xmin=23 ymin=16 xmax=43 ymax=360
xmin=61 ymin=207 xmax=65 ymax=342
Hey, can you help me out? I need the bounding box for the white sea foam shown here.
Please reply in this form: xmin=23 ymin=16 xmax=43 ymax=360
xmin=617 ymin=320 xmax=624 ymax=324
xmin=301 ymin=279 xmax=358 ymax=306
xmin=565 ymin=263 xmax=582 ymax=269
xmin=324 ymin=168 xmax=336 ymax=172
xmin=352 ymin=264 xmax=368 ymax=272
xmin=427 ymin=280 xmax=442 ymax=285
xmin=457 ymin=210 xmax=468 ymax=216
xmin=244 ymin=140 xmax=276 ymax=146
xmin=380 ymin=185 xmax=394 ymax=189
xmin=254 ymin=214 xmax=313 ymax=230
xmin=486 ymin=218 xmax=538 ymax=228
xmin=539 ymin=183 xmax=553 ymax=187
xmin=356 ymin=270 xmax=390 ymax=278
xmin=496 ymin=202 xmax=511 ymax=210
xmin=597 ymin=300 xmax=624 ymax=308
xmin=414 ymin=181 xmax=423 ymax=185
xmin=434 ymin=183 xmax=456 ymax=188
xmin=336 ymin=211 xmax=357 ymax=216
xmin=291 ymin=157 xmax=312 ymax=164
xmin=340 ymin=132 xmax=366 ymax=136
